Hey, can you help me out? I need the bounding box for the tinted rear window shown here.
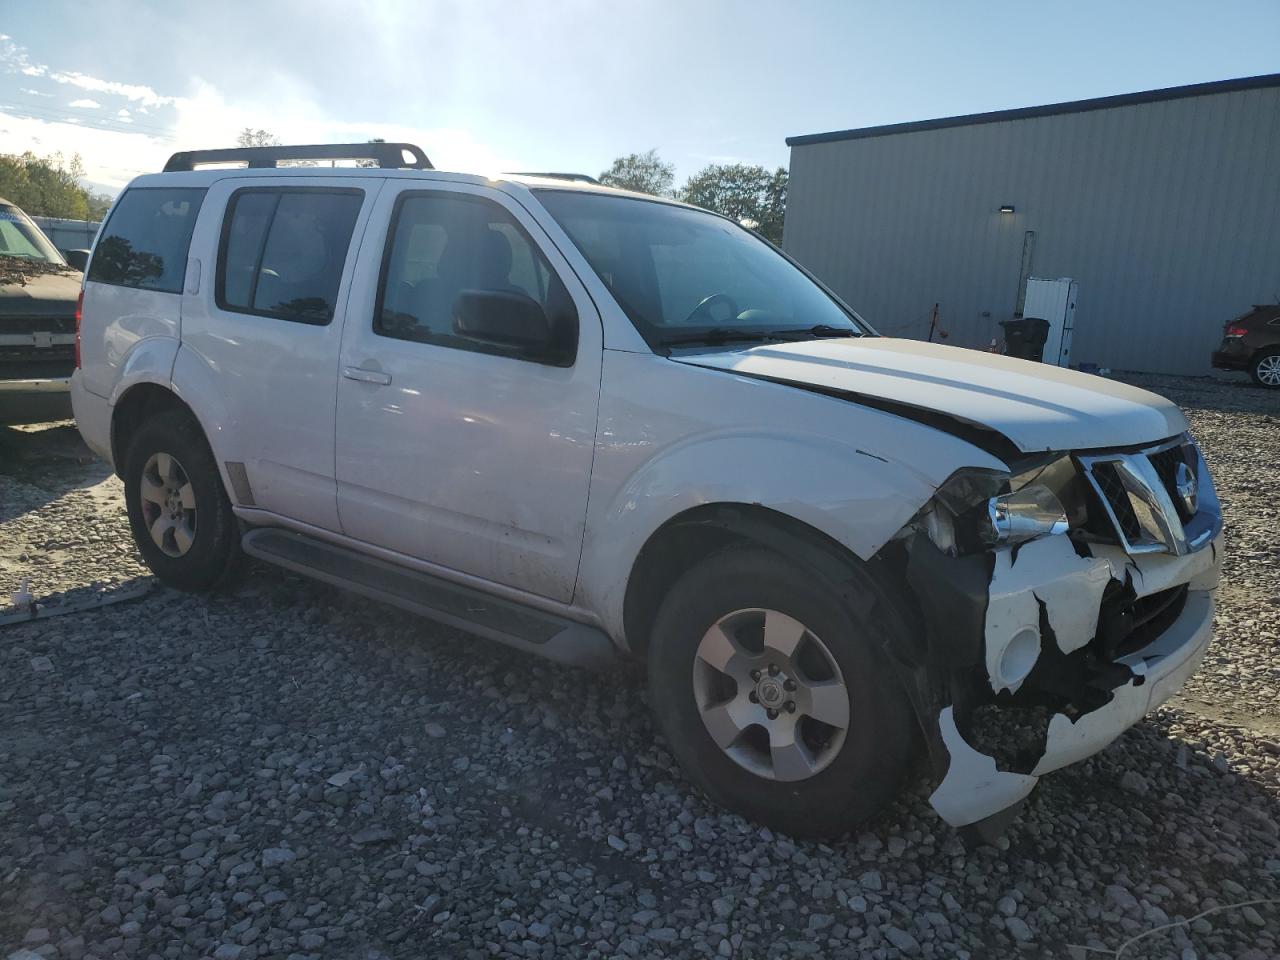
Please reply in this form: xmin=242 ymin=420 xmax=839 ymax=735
xmin=88 ymin=187 xmax=206 ymax=293
xmin=216 ymin=188 xmax=363 ymax=325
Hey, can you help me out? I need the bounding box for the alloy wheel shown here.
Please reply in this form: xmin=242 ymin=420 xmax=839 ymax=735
xmin=692 ymin=608 xmax=850 ymax=781
xmin=139 ymin=451 xmax=197 ymax=558
xmin=1256 ymin=353 xmax=1280 ymax=387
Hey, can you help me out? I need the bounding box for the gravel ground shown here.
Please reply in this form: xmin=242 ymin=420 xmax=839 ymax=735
xmin=1 ymin=373 xmax=1277 ymax=960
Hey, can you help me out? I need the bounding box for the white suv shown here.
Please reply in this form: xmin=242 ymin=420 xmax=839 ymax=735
xmin=72 ymin=142 xmax=1223 ymax=838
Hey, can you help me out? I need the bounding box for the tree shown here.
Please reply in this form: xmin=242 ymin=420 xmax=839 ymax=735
xmin=356 ymin=137 xmax=386 ymax=169
xmin=678 ymin=163 xmax=788 ymax=243
xmin=236 ymin=128 xmax=280 ymax=148
xmin=598 ymin=149 xmax=674 ymax=196
xmin=85 ymin=191 xmax=114 ymax=221
xmin=235 ymin=127 xmax=317 ymax=167
xmin=0 ymin=151 xmax=93 ymax=220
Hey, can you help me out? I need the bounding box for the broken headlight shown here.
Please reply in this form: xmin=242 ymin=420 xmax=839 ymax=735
xmin=982 ymin=485 xmax=1068 ymax=545
xmin=935 ymin=457 xmax=1083 ymax=552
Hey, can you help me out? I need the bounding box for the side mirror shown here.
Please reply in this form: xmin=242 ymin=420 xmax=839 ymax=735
xmin=453 ymin=289 xmax=566 ymax=363
xmin=63 ymin=249 xmax=91 ymax=272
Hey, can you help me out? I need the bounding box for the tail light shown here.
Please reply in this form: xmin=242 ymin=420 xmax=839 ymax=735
xmin=74 ymin=289 xmax=84 ymax=369
xmin=1224 ymin=323 xmax=1248 ymax=338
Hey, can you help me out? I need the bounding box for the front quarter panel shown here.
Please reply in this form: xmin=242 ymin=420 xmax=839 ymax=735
xmin=578 ymin=350 xmax=1008 ymax=640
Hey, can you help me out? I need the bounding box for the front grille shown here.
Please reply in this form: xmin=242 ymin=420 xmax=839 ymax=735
xmin=0 ymin=315 xmax=76 ymax=336
xmin=1078 ymin=436 xmax=1220 ymax=556
xmin=1089 ymin=461 xmax=1141 ymax=540
xmin=1147 ymin=444 xmax=1194 ymax=521
xmin=0 ymin=344 xmax=75 ymax=380
xmin=0 ymin=313 xmax=77 ymax=383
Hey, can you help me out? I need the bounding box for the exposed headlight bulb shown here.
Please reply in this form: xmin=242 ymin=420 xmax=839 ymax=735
xmin=982 ymin=484 xmax=1069 ymax=546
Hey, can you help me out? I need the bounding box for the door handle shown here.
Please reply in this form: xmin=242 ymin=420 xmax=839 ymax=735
xmin=342 ymin=365 xmax=392 ymax=386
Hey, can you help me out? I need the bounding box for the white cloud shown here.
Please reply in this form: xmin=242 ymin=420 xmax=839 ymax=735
xmin=0 ymin=31 xmax=511 ymax=186
xmin=1 ymin=34 xmax=47 ymax=78
xmin=169 ymin=76 xmax=515 ymax=176
xmin=0 ymin=109 xmax=171 ymax=187
xmin=49 ymin=71 xmax=176 ymax=109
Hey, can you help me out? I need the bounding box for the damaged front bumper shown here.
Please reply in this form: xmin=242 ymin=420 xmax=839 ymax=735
xmin=896 ymin=435 xmax=1224 ymax=829
xmin=928 ymin=537 xmax=1219 ymax=826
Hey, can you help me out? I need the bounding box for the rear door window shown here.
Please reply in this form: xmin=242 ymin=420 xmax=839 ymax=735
xmin=87 ymin=187 xmax=206 ymax=293
xmin=216 ymin=188 xmax=364 ymax=325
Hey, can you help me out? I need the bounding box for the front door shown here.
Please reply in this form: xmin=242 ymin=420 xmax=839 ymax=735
xmin=334 ymin=181 xmax=602 ymax=603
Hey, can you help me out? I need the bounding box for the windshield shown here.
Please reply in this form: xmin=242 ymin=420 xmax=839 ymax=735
xmin=0 ymin=204 xmax=65 ymax=264
xmin=535 ymin=190 xmax=869 ymax=349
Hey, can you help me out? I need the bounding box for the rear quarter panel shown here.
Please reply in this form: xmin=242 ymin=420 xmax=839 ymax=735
xmin=78 ymin=282 xmax=183 ymax=400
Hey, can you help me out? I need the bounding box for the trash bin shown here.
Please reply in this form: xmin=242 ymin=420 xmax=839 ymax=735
xmin=999 ymin=316 xmax=1050 ymax=362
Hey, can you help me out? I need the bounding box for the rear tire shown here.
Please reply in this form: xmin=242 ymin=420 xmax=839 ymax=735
xmin=647 ymin=545 xmax=916 ymax=839
xmin=1249 ymin=349 xmax=1280 ymax=388
xmin=123 ymin=410 xmax=243 ymax=591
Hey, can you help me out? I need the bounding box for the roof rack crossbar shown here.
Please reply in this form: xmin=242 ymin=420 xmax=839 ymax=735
xmin=163 ymin=142 xmax=433 ymax=172
xmin=504 ymin=172 xmax=601 ymax=184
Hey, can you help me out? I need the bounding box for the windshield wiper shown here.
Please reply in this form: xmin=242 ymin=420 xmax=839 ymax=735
xmin=657 ymin=328 xmax=785 ymax=349
xmin=767 ymin=324 xmax=863 ymax=340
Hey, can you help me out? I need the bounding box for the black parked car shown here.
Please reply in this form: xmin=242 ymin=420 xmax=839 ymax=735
xmin=1211 ymin=303 xmax=1280 ymax=389
xmin=0 ymin=197 xmax=81 ymax=425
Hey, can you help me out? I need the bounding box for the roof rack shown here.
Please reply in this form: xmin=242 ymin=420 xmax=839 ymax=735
xmin=163 ymin=142 xmax=432 ymax=172
xmin=504 ymin=172 xmax=601 ymax=185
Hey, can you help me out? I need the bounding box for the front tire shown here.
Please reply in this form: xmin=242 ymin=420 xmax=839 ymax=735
xmin=1249 ymin=349 xmax=1280 ymax=388
xmin=123 ymin=410 xmax=243 ymax=591
xmin=647 ymin=546 xmax=916 ymax=839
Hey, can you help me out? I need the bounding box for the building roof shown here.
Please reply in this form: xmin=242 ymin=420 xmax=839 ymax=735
xmin=786 ymin=72 xmax=1280 ymax=147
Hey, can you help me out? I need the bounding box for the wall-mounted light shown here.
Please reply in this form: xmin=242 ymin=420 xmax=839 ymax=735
xmin=999 ymin=204 xmax=1016 ymax=214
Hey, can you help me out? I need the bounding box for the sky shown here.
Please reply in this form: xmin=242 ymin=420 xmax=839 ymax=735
xmin=1 ymin=0 xmax=1278 ymax=196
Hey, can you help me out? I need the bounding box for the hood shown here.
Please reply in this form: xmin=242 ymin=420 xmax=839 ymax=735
xmin=0 ymin=266 xmax=82 ymax=320
xmin=671 ymin=338 xmax=1187 ymax=455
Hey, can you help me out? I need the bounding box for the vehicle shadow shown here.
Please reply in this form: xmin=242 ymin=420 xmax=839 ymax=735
xmin=230 ymin=561 xmax=1280 ymax=955
xmin=0 ymin=421 xmax=113 ymax=523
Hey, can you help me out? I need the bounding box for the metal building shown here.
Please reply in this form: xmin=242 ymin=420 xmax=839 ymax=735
xmin=783 ymin=74 xmax=1280 ymax=375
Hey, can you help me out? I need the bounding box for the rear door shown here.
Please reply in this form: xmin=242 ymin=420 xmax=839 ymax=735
xmin=333 ymin=180 xmax=602 ymax=602
xmin=180 ymin=176 xmax=380 ymax=530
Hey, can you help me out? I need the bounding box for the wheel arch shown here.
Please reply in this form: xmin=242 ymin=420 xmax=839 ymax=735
xmin=621 ymin=502 xmax=889 ymax=660
xmin=110 ymin=382 xmax=198 ymax=474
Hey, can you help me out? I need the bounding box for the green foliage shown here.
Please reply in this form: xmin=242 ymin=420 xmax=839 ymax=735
xmin=85 ymin=191 xmax=114 ymax=221
xmin=678 ymin=163 xmax=788 ymax=243
xmin=0 ymin=151 xmax=95 ymax=220
xmin=236 ymin=128 xmax=281 ymax=147
xmin=598 ymin=149 xmax=675 ymax=196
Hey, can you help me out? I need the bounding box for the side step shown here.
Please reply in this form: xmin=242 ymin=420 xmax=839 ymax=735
xmin=241 ymin=527 xmax=617 ymax=669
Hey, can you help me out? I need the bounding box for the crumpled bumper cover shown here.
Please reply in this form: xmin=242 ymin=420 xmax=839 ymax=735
xmin=912 ymin=530 xmax=1223 ymax=828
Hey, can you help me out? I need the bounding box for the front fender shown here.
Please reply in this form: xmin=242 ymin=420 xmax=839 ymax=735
xmin=579 ymin=435 xmax=998 ymax=641
xmin=603 ymin=428 xmax=934 ymax=559
xmin=576 ymin=352 xmax=1011 ymax=641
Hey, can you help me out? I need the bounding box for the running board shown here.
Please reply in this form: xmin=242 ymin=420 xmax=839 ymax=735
xmin=240 ymin=527 xmax=616 ymax=669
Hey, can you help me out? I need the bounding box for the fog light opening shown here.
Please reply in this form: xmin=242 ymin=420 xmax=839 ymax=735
xmin=1000 ymin=628 xmax=1041 ymax=689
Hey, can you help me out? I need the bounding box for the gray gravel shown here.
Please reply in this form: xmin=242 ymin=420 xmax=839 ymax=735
xmin=1 ymin=373 xmax=1278 ymax=960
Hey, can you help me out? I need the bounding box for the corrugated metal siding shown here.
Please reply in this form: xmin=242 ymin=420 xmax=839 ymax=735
xmin=783 ymin=85 xmax=1280 ymax=375
xmin=30 ymin=216 xmax=101 ymax=253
